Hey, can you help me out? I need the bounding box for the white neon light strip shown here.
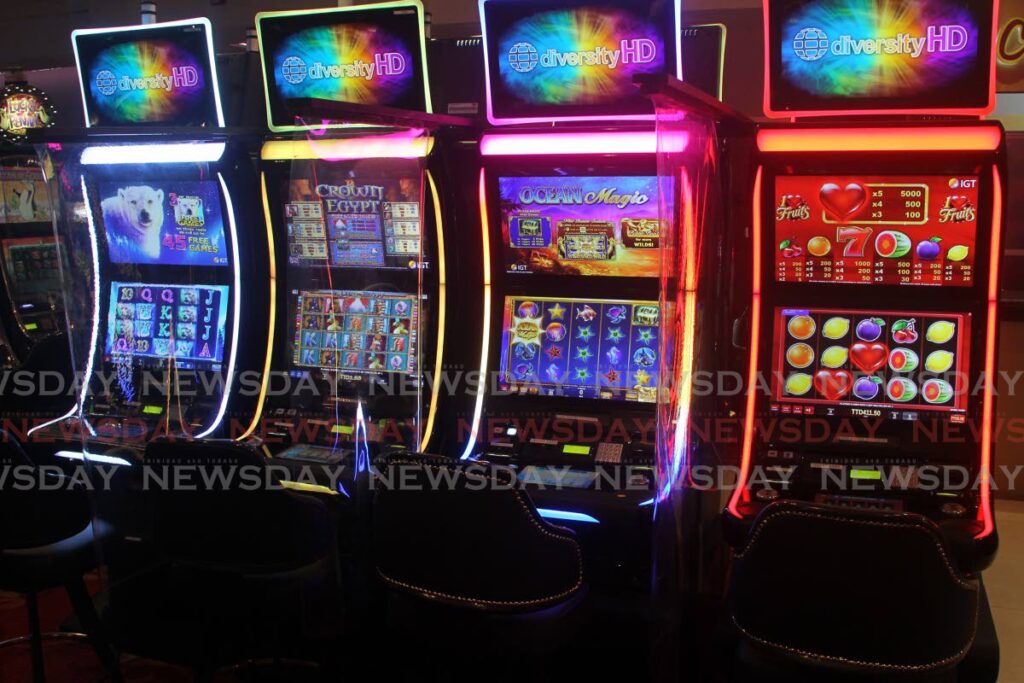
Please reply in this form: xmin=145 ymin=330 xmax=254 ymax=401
xmin=72 ymin=17 xmax=225 ymax=128
xmin=460 ymin=169 xmax=492 ymax=460
xmin=480 ymin=131 xmax=687 ymax=157
xmin=480 ymin=0 xmax=683 ymax=126
xmin=537 ymin=508 xmax=599 ymax=524
xmin=81 ymin=142 xmax=226 ymax=166
xmin=26 ymin=404 xmax=79 ymax=438
xmin=56 ymin=450 xmax=132 ymax=467
xmin=78 ymin=177 xmax=101 ymax=438
xmin=194 ymin=173 xmax=241 ymax=439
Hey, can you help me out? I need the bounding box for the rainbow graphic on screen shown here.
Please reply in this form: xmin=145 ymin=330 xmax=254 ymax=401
xmin=88 ymin=40 xmax=206 ymax=124
xmin=497 ymin=8 xmax=665 ymax=105
xmin=781 ymin=0 xmax=979 ymax=98
xmin=271 ymin=24 xmax=414 ymax=106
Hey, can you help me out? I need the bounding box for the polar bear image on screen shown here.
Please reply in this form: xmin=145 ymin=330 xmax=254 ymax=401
xmin=101 ymin=185 xmax=164 ymax=261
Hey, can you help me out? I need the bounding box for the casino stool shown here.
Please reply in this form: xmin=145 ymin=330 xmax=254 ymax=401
xmin=727 ymin=501 xmax=994 ymax=682
xmin=0 ymin=429 xmax=122 ymax=683
xmin=93 ymin=439 xmax=342 ymax=679
xmin=370 ymin=454 xmax=587 ymax=678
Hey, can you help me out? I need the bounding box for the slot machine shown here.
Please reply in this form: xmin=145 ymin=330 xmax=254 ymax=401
xmin=464 ymin=0 xmax=732 ymax=595
xmin=35 ymin=18 xmax=269 ymax=546
xmin=724 ymin=0 xmax=1004 ymax=673
xmin=243 ymin=1 xmax=470 ymax=473
xmin=0 ymin=82 xmax=71 ymax=419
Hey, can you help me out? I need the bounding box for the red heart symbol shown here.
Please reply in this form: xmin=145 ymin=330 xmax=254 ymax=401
xmin=813 ymin=369 xmax=853 ymax=401
xmin=850 ymin=342 xmax=889 ymax=374
xmin=785 ymin=194 xmax=803 ymax=209
xmin=951 ymin=196 xmax=969 ymax=210
xmin=820 ymin=182 xmax=866 ymax=221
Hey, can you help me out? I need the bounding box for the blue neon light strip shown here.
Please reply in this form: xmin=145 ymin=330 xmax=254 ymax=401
xmin=536 ymin=508 xmax=600 ymax=524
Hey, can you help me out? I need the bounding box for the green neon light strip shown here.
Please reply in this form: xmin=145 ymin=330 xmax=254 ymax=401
xmin=563 ymin=444 xmax=591 ymax=456
xmin=143 ymin=405 xmax=163 ymax=415
xmin=255 ymin=0 xmax=433 ymax=134
xmin=850 ymin=468 xmax=882 ymax=481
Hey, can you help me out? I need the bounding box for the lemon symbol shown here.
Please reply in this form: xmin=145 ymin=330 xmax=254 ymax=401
xmin=926 ymin=321 xmax=955 ymax=344
xmin=785 ymin=373 xmax=812 ymax=396
xmin=821 ymin=346 xmax=848 ymax=369
xmin=925 ymin=350 xmax=954 ymax=373
xmin=822 ymin=317 xmax=850 ymax=340
xmin=947 ymin=245 xmax=970 ymax=262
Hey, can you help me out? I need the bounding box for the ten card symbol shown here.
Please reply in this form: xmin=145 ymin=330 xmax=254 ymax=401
xmin=820 ymin=182 xmax=866 ymax=221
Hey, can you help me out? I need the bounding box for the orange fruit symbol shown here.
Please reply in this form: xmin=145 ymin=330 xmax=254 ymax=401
xmin=807 ymin=236 xmax=831 ymax=257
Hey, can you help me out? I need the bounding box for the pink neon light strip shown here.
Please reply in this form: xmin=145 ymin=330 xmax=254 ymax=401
xmin=480 ymin=131 xmax=687 ymax=157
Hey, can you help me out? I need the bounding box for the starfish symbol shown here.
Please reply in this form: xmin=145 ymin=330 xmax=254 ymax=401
xmin=634 ymin=369 xmax=652 ymax=386
xmin=544 ymin=345 xmax=562 ymax=360
xmin=547 ymin=303 xmax=566 ymax=320
xmin=577 ymin=325 xmax=594 ymax=341
xmin=575 ymin=347 xmax=592 ymax=361
xmin=574 ymin=367 xmax=590 ymax=381
xmin=606 ymin=327 xmax=624 ymax=343
xmin=636 ymin=328 xmax=655 ymax=346
xmin=603 ymin=369 xmax=620 ymax=384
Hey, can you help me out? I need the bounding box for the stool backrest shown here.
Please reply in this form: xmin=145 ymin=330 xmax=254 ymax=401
xmin=373 ymin=456 xmax=585 ymax=613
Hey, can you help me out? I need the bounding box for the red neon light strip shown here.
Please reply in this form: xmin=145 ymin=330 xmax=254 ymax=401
xmin=977 ymin=165 xmax=1002 ymax=540
xmin=757 ymin=127 xmax=1002 ymax=154
xmin=728 ymin=167 xmax=763 ymax=518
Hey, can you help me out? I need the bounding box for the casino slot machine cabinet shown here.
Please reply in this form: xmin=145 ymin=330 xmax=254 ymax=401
xmin=464 ymin=0 xmax=734 ymax=599
xmin=242 ymin=1 xmax=470 ymax=480
xmin=35 ymin=18 xmax=269 ymax=547
xmin=724 ymin=0 xmax=1005 ymax=674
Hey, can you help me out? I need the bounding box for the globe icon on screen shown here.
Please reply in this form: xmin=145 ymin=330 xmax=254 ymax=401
xmin=507 ymin=42 xmax=539 ymax=73
xmin=793 ymin=27 xmax=829 ymax=62
xmin=281 ymin=55 xmax=307 ymax=85
xmin=95 ymin=70 xmax=118 ymax=96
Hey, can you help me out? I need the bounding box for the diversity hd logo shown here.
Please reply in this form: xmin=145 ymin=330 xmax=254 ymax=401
xmin=272 ymin=23 xmax=413 ymax=106
xmin=88 ymin=40 xmax=205 ymax=123
xmin=498 ymin=7 xmax=664 ymax=105
xmin=782 ymin=0 xmax=979 ymax=97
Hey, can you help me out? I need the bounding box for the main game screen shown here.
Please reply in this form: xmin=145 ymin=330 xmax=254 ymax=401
xmin=774 ymin=175 xmax=978 ymax=286
xmin=283 ymin=163 xmax=423 ymax=269
xmin=97 ymin=180 xmax=229 ymax=267
xmin=772 ymin=307 xmax=969 ymax=418
xmin=257 ymin=2 xmax=429 ymax=130
xmin=768 ymin=0 xmax=994 ymax=114
xmin=499 ymin=296 xmax=660 ymax=403
xmin=291 ymin=289 xmax=419 ymax=376
xmin=499 ymin=176 xmax=660 ymax=277
xmin=482 ymin=0 xmax=679 ymax=122
xmin=73 ymin=21 xmax=221 ymax=126
xmin=105 ymin=282 xmax=229 ymax=365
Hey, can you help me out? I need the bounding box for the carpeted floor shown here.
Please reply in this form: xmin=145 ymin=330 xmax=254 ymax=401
xmin=0 ymin=573 xmax=194 ymax=682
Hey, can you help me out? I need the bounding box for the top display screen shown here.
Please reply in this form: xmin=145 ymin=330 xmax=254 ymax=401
xmin=499 ymin=175 xmax=661 ymax=278
xmin=481 ymin=0 xmax=681 ymax=124
xmin=774 ymin=175 xmax=979 ymax=287
xmin=765 ymin=0 xmax=996 ymax=117
xmin=72 ymin=19 xmax=223 ymax=127
xmin=256 ymin=1 xmax=430 ymax=131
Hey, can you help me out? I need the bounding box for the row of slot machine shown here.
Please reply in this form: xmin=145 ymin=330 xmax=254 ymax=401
xmin=9 ymin=0 xmax=1008 ymax=677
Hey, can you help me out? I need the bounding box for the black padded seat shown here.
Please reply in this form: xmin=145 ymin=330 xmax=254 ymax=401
xmin=729 ymin=501 xmax=986 ymax=679
xmin=372 ymin=454 xmax=586 ymax=613
xmin=0 ymin=429 xmax=121 ymax=682
xmin=91 ymin=439 xmax=341 ymax=677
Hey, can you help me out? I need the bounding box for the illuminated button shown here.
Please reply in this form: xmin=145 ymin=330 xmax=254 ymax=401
xmin=941 ymin=502 xmax=967 ymax=518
